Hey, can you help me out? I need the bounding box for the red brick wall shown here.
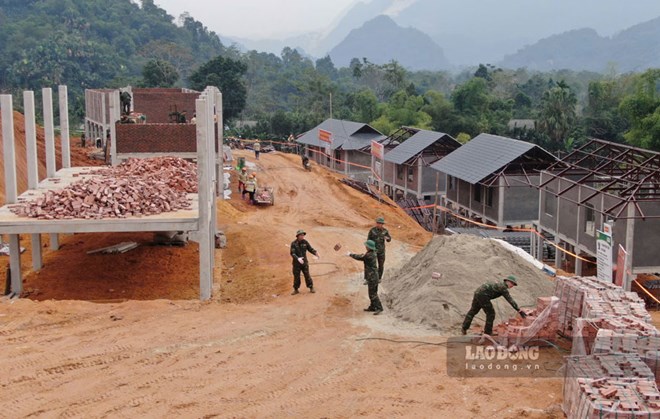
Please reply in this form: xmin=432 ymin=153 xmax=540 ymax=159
xmin=116 ymin=123 xmax=198 ymax=153
xmin=133 ymin=89 xmax=199 ymax=124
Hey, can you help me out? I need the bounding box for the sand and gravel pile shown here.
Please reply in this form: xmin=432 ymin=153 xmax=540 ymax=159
xmin=382 ymin=234 xmax=555 ymax=333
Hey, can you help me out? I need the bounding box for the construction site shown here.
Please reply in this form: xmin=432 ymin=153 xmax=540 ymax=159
xmin=1 ymin=88 xmax=660 ymax=418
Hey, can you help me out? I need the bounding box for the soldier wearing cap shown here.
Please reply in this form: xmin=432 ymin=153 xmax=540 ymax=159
xmin=347 ymin=240 xmax=383 ymax=315
xmin=461 ymin=275 xmax=527 ymax=335
xmin=290 ymin=229 xmax=319 ymax=295
xmin=367 ymin=216 xmax=392 ymax=282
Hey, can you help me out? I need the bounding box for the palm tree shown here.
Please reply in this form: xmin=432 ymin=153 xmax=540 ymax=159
xmin=538 ymin=80 xmax=577 ymax=150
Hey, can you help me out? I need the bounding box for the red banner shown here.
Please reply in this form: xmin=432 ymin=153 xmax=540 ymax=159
xmin=319 ymin=129 xmax=332 ymax=144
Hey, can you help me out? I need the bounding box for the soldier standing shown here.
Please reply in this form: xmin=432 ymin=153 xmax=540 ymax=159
xmin=347 ymin=240 xmax=383 ymax=315
xmin=290 ymin=230 xmax=319 ymax=295
xmin=461 ymin=275 xmax=527 ymax=335
xmin=367 ymin=216 xmax=392 ymax=282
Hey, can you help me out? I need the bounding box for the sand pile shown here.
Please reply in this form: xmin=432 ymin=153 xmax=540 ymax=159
xmin=382 ymin=234 xmax=555 ymax=333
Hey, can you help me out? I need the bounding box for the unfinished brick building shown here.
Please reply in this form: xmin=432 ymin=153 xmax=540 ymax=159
xmin=85 ymin=87 xmax=203 ymax=164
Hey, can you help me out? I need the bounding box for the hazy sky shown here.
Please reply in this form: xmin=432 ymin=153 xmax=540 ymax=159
xmin=154 ymin=0 xmax=358 ymax=39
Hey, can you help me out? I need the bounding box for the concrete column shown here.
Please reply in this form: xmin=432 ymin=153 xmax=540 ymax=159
xmin=109 ymin=91 xmax=119 ymax=166
xmin=23 ymin=91 xmax=43 ymax=271
xmin=555 ymin=239 xmax=563 ymax=270
xmin=215 ymin=92 xmax=223 ymax=197
xmin=575 ymin=256 xmax=583 ymax=276
xmin=58 ymin=85 xmax=71 ymax=168
xmin=24 ymin=91 xmax=39 ymax=188
xmin=197 ymin=93 xmax=212 ymax=300
xmin=1 ymin=95 xmax=18 ymax=203
xmin=624 ymin=204 xmax=635 ymax=291
xmin=42 ymin=88 xmax=56 ymax=178
xmin=1 ymin=95 xmax=22 ymax=294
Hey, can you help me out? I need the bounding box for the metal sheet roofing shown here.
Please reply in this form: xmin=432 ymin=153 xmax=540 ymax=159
xmin=431 ymin=133 xmax=543 ymax=184
xmin=383 ymin=129 xmax=459 ymax=164
xmin=296 ymin=119 xmax=385 ymax=151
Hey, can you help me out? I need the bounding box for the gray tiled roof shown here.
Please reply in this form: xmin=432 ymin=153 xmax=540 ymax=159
xmin=384 ymin=129 xmax=459 ymax=164
xmin=431 ymin=133 xmax=549 ymax=184
xmin=296 ymin=119 xmax=385 ymax=151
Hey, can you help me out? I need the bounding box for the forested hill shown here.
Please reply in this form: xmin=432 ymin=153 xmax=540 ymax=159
xmin=0 ymin=0 xmax=225 ymax=113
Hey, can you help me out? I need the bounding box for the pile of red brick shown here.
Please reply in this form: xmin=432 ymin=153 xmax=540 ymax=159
xmin=10 ymin=157 xmax=195 ymax=220
xmin=564 ymin=354 xmax=660 ymax=417
xmin=94 ymin=157 xmax=198 ymax=193
xmin=555 ymin=276 xmax=649 ymax=337
xmin=493 ymin=296 xmax=559 ymax=347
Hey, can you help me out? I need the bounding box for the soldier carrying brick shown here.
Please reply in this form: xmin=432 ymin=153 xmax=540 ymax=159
xmin=461 ymin=275 xmax=527 ymax=336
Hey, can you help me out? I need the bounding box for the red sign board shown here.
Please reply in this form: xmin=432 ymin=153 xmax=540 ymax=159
xmin=614 ymin=244 xmax=627 ymax=287
xmin=319 ymin=129 xmax=332 ymax=144
xmin=371 ymin=140 xmax=384 ymax=159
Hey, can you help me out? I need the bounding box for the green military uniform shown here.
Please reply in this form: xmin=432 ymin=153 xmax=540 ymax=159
xmin=290 ymin=231 xmax=318 ymax=292
xmin=367 ymin=219 xmax=391 ymax=281
xmin=350 ymin=241 xmax=383 ymax=313
xmin=462 ymin=278 xmax=521 ymax=335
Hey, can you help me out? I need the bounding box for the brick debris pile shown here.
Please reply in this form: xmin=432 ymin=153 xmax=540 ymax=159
xmin=10 ymin=157 xmax=195 ymax=220
xmin=382 ymin=234 xmax=554 ymax=332
xmin=93 ymin=157 xmax=198 ymax=193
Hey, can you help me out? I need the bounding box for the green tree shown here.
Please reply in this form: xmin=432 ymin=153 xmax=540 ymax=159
xmin=142 ymin=59 xmax=179 ymax=87
xmin=619 ymin=69 xmax=660 ymax=150
xmin=537 ymin=80 xmax=578 ymax=150
xmin=189 ymin=55 xmax=247 ymax=120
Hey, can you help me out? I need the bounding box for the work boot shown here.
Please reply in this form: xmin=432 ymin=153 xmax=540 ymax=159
xmin=291 ymin=289 xmax=299 ymax=295
xmin=373 ymin=309 xmax=383 ymax=316
xmin=461 ymin=328 xmax=467 ymax=335
xmin=363 ymin=307 xmax=375 ymax=312
xmin=309 ymin=287 xmax=316 ymax=293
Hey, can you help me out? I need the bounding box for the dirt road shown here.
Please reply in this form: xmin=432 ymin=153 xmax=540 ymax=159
xmin=0 ymin=150 xmax=564 ymax=418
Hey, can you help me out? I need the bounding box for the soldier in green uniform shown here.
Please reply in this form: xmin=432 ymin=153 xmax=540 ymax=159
xmin=367 ymin=216 xmax=392 ymax=282
xmin=461 ymin=275 xmax=527 ymax=335
xmin=347 ymin=240 xmax=383 ymax=315
xmin=290 ymin=229 xmax=319 ymax=295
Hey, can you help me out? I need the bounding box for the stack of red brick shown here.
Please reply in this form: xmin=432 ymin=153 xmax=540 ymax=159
xmin=564 ymin=354 xmax=660 ymax=418
xmin=554 ymin=276 xmax=649 ymax=337
xmin=494 ymin=296 xmax=559 ymax=347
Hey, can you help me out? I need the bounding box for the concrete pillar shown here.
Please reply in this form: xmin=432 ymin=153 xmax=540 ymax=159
xmin=43 ymin=88 xmax=60 ymax=250
xmin=215 ymin=92 xmax=223 ymax=197
xmin=555 ymin=239 xmax=562 ymax=270
xmin=23 ymin=91 xmax=43 ymax=271
xmin=197 ymin=92 xmax=212 ymax=300
xmin=58 ymin=85 xmax=71 ymax=168
xmin=624 ymin=204 xmax=635 ymax=291
xmin=109 ymin=91 xmax=119 ymax=166
xmin=575 ymin=256 xmax=583 ymax=276
xmin=1 ymin=95 xmax=22 ymax=294
xmin=42 ymin=88 xmax=56 ymax=178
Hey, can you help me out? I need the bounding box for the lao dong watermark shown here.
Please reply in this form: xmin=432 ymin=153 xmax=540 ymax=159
xmin=446 ymin=337 xmax=563 ymax=378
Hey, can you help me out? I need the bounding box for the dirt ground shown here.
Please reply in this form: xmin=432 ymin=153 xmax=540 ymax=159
xmin=1 ymin=149 xmax=575 ymax=417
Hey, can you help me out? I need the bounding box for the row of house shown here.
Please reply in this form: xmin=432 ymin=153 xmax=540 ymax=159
xmin=296 ymin=118 xmax=660 ymax=290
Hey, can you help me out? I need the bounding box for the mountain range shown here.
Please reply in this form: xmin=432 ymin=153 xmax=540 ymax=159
xmin=221 ymin=0 xmax=660 ymax=73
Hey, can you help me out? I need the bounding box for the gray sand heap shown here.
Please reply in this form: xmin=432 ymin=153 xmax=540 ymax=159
xmin=382 ymin=234 xmax=554 ymax=333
